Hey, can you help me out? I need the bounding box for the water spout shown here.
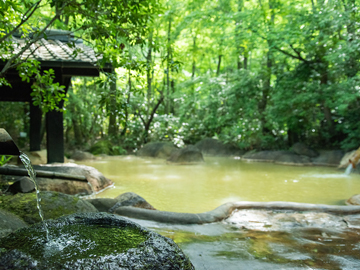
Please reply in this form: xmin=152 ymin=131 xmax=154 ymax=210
xmin=0 ymin=128 xmax=20 ymax=156
xmin=0 ymin=128 xmax=49 ymax=241
xmin=345 ymin=164 xmax=353 ymax=175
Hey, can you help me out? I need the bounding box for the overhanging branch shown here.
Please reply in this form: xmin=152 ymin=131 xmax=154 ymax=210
xmin=0 ymin=1 xmax=42 ymax=44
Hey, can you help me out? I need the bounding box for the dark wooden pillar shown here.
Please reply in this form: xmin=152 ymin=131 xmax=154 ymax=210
xmin=46 ymin=73 xmax=71 ymax=163
xmin=29 ymin=103 xmax=42 ymax=151
xmin=46 ymin=109 xmax=64 ymax=163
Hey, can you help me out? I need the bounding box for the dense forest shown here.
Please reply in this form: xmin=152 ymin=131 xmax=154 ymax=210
xmin=1 ymin=0 xmax=360 ymax=154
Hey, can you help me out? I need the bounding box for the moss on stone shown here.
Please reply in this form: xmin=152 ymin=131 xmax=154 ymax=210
xmin=0 ymin=192 xmax=93 ymax=224
xmin=0 ymin=223 xmax=147 ymax=265
xmin=89 ymin=140 xmax=126 ymax=155
xmin=0 ymin=213 xmax=194 ymax=269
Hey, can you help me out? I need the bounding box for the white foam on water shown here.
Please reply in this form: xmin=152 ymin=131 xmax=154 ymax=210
xmin=301 ymin=173 xmax=349 ymax=179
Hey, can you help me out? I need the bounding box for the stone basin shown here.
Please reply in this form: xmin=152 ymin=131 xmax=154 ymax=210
xmin=0 ymin=212 xmax=194 ymax=270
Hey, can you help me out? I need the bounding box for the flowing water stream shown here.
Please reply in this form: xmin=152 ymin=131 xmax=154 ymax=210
xmin=19 ymin=152 xmax=50 ymax=241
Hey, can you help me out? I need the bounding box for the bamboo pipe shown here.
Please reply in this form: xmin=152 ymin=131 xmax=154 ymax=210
xmin=0 ymin=166 xmax=87 ymax=182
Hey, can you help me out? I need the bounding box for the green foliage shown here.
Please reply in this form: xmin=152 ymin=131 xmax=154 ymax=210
xmin=0 ymin=156 xmax=12 ymax=167
xmin=5 ymin=0 xmax=360 ymax=152
xmin=1 ymin=0 xmax=160 ymax=111
xmin=89 ymin=140 xmax=127 ymax=156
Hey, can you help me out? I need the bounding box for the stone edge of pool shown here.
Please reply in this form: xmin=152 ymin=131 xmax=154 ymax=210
xmin=112 ymin=201 xmax=360 ymax=224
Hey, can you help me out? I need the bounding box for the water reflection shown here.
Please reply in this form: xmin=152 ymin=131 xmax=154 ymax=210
xmin=78 ymin=156 xmax=360 ymax=213
xmin=127 ymin=216 xmax=360 ymax=270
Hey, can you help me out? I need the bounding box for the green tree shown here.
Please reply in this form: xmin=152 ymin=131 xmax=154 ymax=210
xmin=0 ymin=0 xmax=160 ymax=112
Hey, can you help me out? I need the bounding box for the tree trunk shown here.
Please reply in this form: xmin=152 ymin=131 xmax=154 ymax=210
xmin=142 ymin=95 xmax=164 ymax=144
xmin=192 ymin=36 xmax=196 ymax=79
xmin=236 ymin=0 xmax=246 ymax=70
xmin=108 ymin=74 xmax=117 ymax=138
xmin=216 ymin=54 xmax=222 ymax=76
xmin=166 ymin=17 xmax=172 ymax=114
xmin=121 ymin=69 xmax=132 ymax=136
xmin=146 ymin=32 xmax=153 ymax=118
xmin=320 ymin=71 xmax=335 ymax=136
xmin=72 ymin=116 xmax=83 ymax=145
xmin=258 ymin=0 xmax=275 ymax=135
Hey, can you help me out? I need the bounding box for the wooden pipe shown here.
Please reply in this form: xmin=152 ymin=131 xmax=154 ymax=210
xmin=0 ymin=128 xmax=20 ymax=156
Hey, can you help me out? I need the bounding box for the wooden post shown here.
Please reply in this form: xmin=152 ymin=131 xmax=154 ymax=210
xmin=29 ymin=102 xmax=42 ymax=151
xmin=46 ymin=73 xmax=71 ymax=163
xmin=46 ymin=109 xmax=64 ymax=163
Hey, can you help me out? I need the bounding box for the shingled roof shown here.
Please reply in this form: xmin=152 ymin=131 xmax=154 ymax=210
xmin=0 ymin=29 xmax=112 ymax=102
xmin=10 ymin=30 xmax=110 ymax=70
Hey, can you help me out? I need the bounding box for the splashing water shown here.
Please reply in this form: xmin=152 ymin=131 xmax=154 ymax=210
xmin=19 ymin=152 xmax=50 ymax=241
xmin=345 ymin=164 xmax=353 ymax=175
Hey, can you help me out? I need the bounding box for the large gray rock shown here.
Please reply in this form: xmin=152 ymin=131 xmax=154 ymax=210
xmin=195 ymin=138 xmax=245 ymax=156
xmin=35 ymin=178 xmax=93 ymax=196
xmin=167 ymin=145 xmax=204 ymax=163
xmin=33 ymin=163 xmax=113 ymax=194
xmin=70 ymin=150 xmax=95 ymax=161
xmin=137 ymin=142 xmax=177 ymax=159
xmin=242 ymin=150 xmax=292 ymax=162
xmin=312 ymin=150 xmax=344 ymax=166
xmin=87 ymin=198 xmax=119 ymax=212
xmin=0 ymin=209 xmax=27 ymax=238
xmin=346 ymin=194 xmax=360 ymax=205
xmin=110 ymin=192 xmax=156 ymax=212
xmin=8 ymin=176 xmax=35 ymax=194
xmin=0 ymin=191 xmax=98 ymax=224
xmin=291 ymin=142 xmax=319 ymax=158
xmin=0 ymin=212 xmax=195 ymax=270
xmin=243 ymin=149 xmax=319 ymax=166
xmin=339 ymin=150 xmax=359 ymax=169
xmin=274 ymin=152 xmax=312 ymax=166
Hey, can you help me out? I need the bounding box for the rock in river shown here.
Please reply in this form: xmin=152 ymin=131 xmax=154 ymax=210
xmin=137 ymin=142 xmax=177 ymax=159
xmin=167 ymin=145 xmax=204 ymax=163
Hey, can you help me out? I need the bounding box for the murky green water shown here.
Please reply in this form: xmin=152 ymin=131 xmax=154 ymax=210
xmin=79 ymin=156 xmax=360 ymax=213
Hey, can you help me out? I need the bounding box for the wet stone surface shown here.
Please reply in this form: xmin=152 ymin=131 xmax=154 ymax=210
xmin=127 ymin=210 xmax=360 ymax=270
xmin=0 ymin=213 xmax=194 ymax=270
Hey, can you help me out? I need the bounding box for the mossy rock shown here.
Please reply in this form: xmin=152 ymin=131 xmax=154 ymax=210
xmin=167 ymin=145 xmax=204 ymax=163
xmin=89 ymin=140 xmax=126 ymax=155
xmin=137 ymin=142 xmax=177 ymax=159
xmin=0 ymin=191 xmax=98 ymax=224
xmin=0 ymin=209 xmax=28 ymax=238
xmin=195 ymin=138 xmax=245 ymax=156
xmin=0 ymin=212 xmax=195 ymax=270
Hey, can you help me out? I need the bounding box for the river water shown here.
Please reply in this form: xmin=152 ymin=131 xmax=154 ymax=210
xmin=78 ymin=156 xmax=360 ymax=269
xmin=79 ymin=156 xmax=360 ymax=213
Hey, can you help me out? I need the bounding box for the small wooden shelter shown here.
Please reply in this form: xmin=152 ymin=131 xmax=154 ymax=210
xmin=0 ymin=30 xmax=111 ymax=163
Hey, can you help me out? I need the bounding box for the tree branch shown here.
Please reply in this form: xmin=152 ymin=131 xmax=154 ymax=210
xmin=0 ymin=1 xmax=42 ymax=44
xmin=249 ymin=27 xmax=311 ymax=63
xmin=137 ymin=111 xmax=146 ymax=126
xmin=145 ymin=92 xmax=164 ymax=130
xmin=0 ymin=10 xmax=62 ymax=78
xmin=274 ymin=45 xmax=310 ymax=63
